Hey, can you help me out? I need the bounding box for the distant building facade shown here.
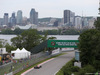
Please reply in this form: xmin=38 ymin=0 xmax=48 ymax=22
xmin=4 ymin=13 xmax=8 ymax=25
xmin=70 ymin=12 xmax=75 ymax=26
xmin=75 ymin=16 xmax=82 ymax=29
xmin=22 ymin=17 xmax=28 ymax=25
xmin=88 ymin=17 xmax=95 ymax=29
xmin=54 ymin=20 xmax=58 ymax=27
xmin=10 ymin=12 xmax=16 ymax=26
xmin=17 ymin=10 xmax=22 ymax=25
xmin=64 ymin=10 xmax=75 ymax=26
xmin=30 ymin=8 xmax=38 ymax=25
xmin=0 ymin=18 xmax=4 ymax=25
xmin=64 ymin=10 xmax=70 ymax=25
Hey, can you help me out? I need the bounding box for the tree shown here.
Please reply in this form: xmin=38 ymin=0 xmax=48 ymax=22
xmin=0 ymin=40 xmax=3 ymax=47
xmin=94 ymin=17 xmax=100 ymax=30
xmin=11 ymin=29 xmax=43 ymax=51
xmin=78 ymin=18 xmax=100 ymax=70
xmin=0 ymin=39 xmax=8 ymax=47
xmin=78 ymin=29 xmax=100 ymax=65
xmin=5 ymin=43 xmax=16 ymax=52
xmin=0 ymin=39 xmax=16 ymax=52
xmin=11 ymin=35 xmax=22 ymax=48
xmin=14 ymin=28 xmax=25 ymax=35
xmin=1 ymin=29 xmax=14 ymax=34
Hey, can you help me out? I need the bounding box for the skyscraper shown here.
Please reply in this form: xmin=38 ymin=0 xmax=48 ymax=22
xmin=30 ymin=8 xmax=38 ymax=25
xmin=64 ymin=10 xmax=75 ymax=26
xmin=4 ymin=13 xmax=8 ymax=25
xmin=17 ymin=10 xmax=22 ymax=25
xmin=10 ymin=12 xmax=16 ymax=26
xmin=35 ymin=12 xmax=38 ymax=25
xmin=0 ymin=18 xmax=4 ymax=25
xmin=75 ymin=16 xmax=82 ymax=29
xmin=70 ymin=12 xmax=75 ymax=26
xmin=64 ymin=10 xmax=70 ymax=25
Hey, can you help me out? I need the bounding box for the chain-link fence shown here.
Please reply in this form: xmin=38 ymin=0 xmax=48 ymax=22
xmin=0 ymin=52 xmax=50 ymax=75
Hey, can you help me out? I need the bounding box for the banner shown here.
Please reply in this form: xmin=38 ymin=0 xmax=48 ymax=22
xmin=47 ymin=40 xmax=79 ymax=48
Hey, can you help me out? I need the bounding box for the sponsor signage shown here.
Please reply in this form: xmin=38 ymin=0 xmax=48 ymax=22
xmin=47 ymin=40 xmax=79 ymax=48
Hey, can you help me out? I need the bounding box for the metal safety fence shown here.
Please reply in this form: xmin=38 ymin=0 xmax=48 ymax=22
xmin=0 ymin=52 xmax=50 ymax=75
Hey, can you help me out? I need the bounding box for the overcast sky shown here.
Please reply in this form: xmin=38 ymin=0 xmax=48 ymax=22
xmin=0 ymin=0 xmax=99 ymax=18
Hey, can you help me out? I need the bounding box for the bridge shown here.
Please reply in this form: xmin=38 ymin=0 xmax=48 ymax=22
xmin=30 ymin=40 xmax=79 ymax=54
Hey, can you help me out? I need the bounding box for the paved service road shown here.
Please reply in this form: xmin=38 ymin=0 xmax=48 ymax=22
xmin=25 ymin=51 xmax=75 ymax=75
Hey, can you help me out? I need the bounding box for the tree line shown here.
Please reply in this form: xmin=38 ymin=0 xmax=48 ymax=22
xmin=0 ymin=28 xmax=87 ymax=35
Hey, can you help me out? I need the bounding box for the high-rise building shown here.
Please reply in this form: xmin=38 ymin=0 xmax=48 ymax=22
xmin=0 ymin=18 xmax=4 ymax=25
xmin=64 ymin=10 xmax=70 ymax=25
xmin=22 ymin=17 xmax=28 ymax=25
xmin=88 ymin=18 xmax=95 ymax=29
xmin=35 ymin=12 xmax=38 ymax=25
xmin=17 ymin=10 xmax=22 ymax=25
xmin=4 ymin=13 xmax=8 ymax=25
xmin=70 ymin=12 xmax=75 ymax=26
xmin=30 ymin=8 xmax=38 ymax=25
xmin=64 ymin=10 xmax=75 ymax=26
xmin=10 ymin=12 xmax=16 ymax=26
xmin=75 ymin=16 xmax=82 ymax=29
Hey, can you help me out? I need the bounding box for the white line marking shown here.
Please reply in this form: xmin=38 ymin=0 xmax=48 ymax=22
xmin=54 ymin=69 xmax=60 ymax=75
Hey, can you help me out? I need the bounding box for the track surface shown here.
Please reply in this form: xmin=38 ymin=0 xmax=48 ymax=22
xmin=25 ymin=51 xmax=75 ymax=75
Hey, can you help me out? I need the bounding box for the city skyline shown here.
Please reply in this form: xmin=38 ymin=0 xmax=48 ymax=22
xmin=0 ymin=0 xmax=99 ymax=18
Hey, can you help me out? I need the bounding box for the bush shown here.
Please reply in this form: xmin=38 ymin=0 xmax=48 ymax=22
xmin=63 ymin=66 xmax=80 ymax=75
xmin=93 ymin=60 xmax=100 ymax=70
xmin=75 ymin=65 xmax=96 ymax=75
xmin=56 ymin=59 xmax=96 ymax=75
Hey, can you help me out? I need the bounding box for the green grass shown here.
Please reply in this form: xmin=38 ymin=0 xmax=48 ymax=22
xmin=56 ymin=58 xmax=75 ymax=75
xmin=15 ymin=53 xmax=66 ymax=75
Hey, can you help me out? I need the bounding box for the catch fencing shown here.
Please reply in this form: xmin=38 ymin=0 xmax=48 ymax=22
xmin=0 ymin=52 xmax=50 ymax=75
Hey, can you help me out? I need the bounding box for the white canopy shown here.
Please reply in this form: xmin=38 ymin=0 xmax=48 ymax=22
xmin=21 ymin=48 xmax=30 ymax=58
xmin=11 ymin=48 xmax=21 ymax=59
xmin=11 ymin=48 xmax=31 ymax=59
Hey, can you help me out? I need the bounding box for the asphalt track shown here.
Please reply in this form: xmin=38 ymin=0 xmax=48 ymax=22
xmin=25 ymin=51 xmax=75 ymax=75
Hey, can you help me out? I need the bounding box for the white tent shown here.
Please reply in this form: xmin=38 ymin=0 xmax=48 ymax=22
xmin=11 ymin=48 xmax=22 ymax=59
xmin=11 ymin=48 xmax=31 ymax=59
xmin=21 ymin=48 xmax=31 ymax=58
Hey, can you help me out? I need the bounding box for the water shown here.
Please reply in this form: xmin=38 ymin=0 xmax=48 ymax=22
xmin=0 ymin=35 xmax=16 ymax=44
xmin=0 ymin=35 xmax=79 ymax=44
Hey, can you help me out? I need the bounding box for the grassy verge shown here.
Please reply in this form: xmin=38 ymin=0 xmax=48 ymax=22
xmin=15 ymin=53 xmax=66 ymax=75
xmin=56 ymin=58 xmax=97 ymax=75
xmin=56 ymin=58 xmax=80 ymax=75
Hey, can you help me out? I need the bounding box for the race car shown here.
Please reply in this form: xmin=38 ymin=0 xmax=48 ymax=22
xmin=34 ymin=65 xmax=42 ymax=69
